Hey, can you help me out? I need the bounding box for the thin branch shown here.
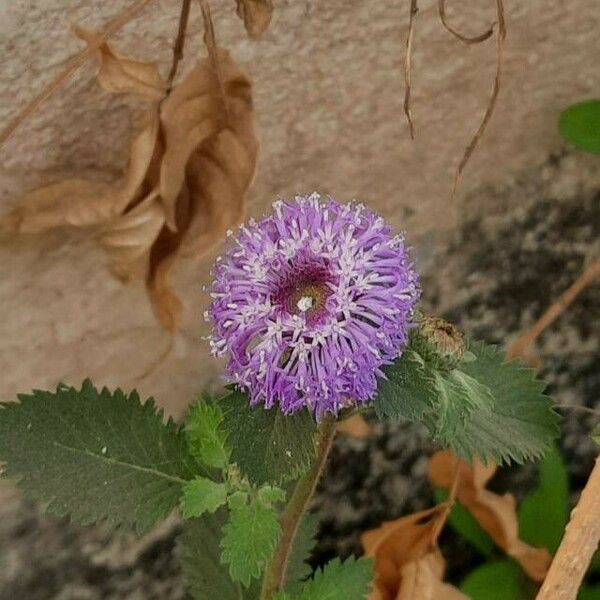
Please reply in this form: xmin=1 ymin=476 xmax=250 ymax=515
xmin=166 ymin=0 xmax=193 ymax=90
xmin=438 ymin=0 xmax=495 ymax=44
xmin=0 ymin=0 xmax=156 ymax=150
xmin=537 ymin=456 xmax=600 ymax=600
xmin=555 ymin=404 xmax=600 ymax=418
xmin=451 ymin=0 xmax=506 ymax=200
xmin=507 ymin=258 xmax=600 ymax=361
xmin=197 ymin=0 xmax=229 ymax=119
xmin=260 ymin=416 xmax=337 ymax=600
xmin=403 ymin=0 xmax=419 ymax=140
xmin=430 ymin=456 xmax=461 ymax=545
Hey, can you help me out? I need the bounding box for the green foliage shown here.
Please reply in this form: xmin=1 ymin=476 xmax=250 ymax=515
xmin=374 ymin=350 xmax=436 ymax=422
xmin=0 ymin=380 xmax=199 ymax=534
xmin=559 ymin=100 xmax=600 ymax=154
xmin=518 ymin=444 xmax=568 ymax=554
xmin=374 ymin=337 xmax=559 ymax=465
xmin=221 ymin=389 xmax=317 ymax=485
xmin=434 ymin=488 xmax=494 ymax=557
xmin=179 ymin=511 xmax=248 ymax=600
xmin=284 ymin=513 xmax=320 ymax=594
xmin=293 ymin=557 xmax=374 ymax=600
xmin=181 ymin=477 xmax=228 ymax=519
xmin=221 ymin=489 xmax=283 ymax=587
xmin=437 ymin=342 xmax=559 ymax=464
xmin=186 ymin=395 xmax=230 ymax=469
xmin=460 ymin=560 xmax=535 ymax=599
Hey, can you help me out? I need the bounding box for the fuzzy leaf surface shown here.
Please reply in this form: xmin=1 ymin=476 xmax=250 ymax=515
xmin=296 ymin=557 xmax=374 ymax=600
xmin=221 ymin=390 xmax=317 ymax=485
xmin=0 ymin=380 xmax=199 ymax=534
xmin=181 ymin=477 xmax=228 ymax=519
xmin=374 ymin=350 xmax=436 ymax=422
xmin=440 ymin=342 xmax=559 ymax=464
xmin=221 ymin=491 xmax=282 ymax=586
xmin=186 ymin=395 xmax=230 ymax=469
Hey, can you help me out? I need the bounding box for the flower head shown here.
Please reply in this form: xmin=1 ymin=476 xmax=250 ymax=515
xmin=206 ymin=193 xmax=420 ymax=416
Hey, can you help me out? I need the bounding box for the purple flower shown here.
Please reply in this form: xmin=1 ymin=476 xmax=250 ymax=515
xmin=206 ymin=193 xmax=420 ymax=416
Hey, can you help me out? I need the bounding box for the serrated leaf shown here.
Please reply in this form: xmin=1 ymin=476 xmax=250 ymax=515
xmin=221 ymin=491 xmax=282 ymax=587
xmin=0 ymin=381 xmax=199 ymax=534
xmin=221 ymin=389 xmax=317 ymax=485
xmin=296 ymin=557 xmax=374 ymax=600
xmin=181 ymin=477 xmax=228 ymax=519
xmin=374 ymin=350 xmax=436 ymax=422
xmin=285 ymin=513 xmax=320 ymax=594
xmin=428 ymin=369 xmax=494 ymax=444
xmin=186 ymin=395 xmax=230 ymax=468
xmin=432 ymin=342 xmax=559 ymax=464
xmin=178 ymin=511 xmax=243 ymax=600
xmin=518 ymin=444 xmax=568 ymax=554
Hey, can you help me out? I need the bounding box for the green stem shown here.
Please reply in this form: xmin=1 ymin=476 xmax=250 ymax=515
xmin=260 ymin=415 xmax=337 ymax=600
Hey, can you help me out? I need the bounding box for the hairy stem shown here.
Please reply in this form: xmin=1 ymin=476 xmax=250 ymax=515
xmin=536 ymin=455 xmax=600 ymax=600
xmin=260 ymin=415 xmax=337 ymax=600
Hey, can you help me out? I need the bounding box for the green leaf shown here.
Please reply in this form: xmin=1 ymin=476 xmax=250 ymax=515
xmin=221 ymin=389 xmax=317 ymax=485
xmin=285 ymin=513 xmax=320 ymax=594
xmin=460 ymin=560 xmax=536 ymax=600
xmin=559 ymin=100 xmax=600 ymax=155
xmin=179 ymin=511 xmax=244 ymax=600
xmin=428 ymin=368 xmax=494 ymax=445
xmin=0 ymin=381 xmax=199 ymax=534
xmin=435 ymin=342 xmax=559 ymax=464
xmin=186 ymin=395 xmax=230 ymax=469
xmin=434 ymin=488 xmax=494 ymax=557
xmin=518 ymin=443 xmax=568 ymax=554
xmin=221 ymin=490 xmax=282 ymax=587
xmin=591 ymin=426 xmax=600 ymax=446
xmin=181 ymin=477 xmax=228 ymax=519
xmin=374 ymin=350 xmax=436 ymax=422
xmin=296 ymin=557 xmax=374 ymax=600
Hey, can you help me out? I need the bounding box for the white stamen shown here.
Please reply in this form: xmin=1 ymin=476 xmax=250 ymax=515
xmin=297 ymin=296 xmax=314 ymax=312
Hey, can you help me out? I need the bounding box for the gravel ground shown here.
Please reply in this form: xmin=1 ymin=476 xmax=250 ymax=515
xmin=1 ymin=152 xmax=598 ymax=599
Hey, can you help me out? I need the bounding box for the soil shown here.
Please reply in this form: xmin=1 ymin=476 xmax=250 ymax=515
xmin=0 ymin=152 xmax=598 ymax=599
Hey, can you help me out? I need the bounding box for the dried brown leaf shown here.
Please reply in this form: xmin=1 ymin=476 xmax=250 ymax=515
xmin=0 ymin=110 xmax=160 ymax=235
xmin=398 ymin=552 xmax=469 ymax=600
xmin=428 ymin=450 xmax=552 ymax=582
xmin=234 ymin=0 xmax=274 ymax=38
xmin=0 ymin=179 xmax=116 ymax=234
xmin=362 ymin=505 xmax=466 ymax=600
xmin=97 ymin=191 xmax=165 ymax=280
xmin=73 ymin=25 xmax=166 ymax=100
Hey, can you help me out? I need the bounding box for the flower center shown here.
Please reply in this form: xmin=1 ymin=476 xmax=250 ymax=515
xmin=271 ymin=255 xmax=335 ymax=322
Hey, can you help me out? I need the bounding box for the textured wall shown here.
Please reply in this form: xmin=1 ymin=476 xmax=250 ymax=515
xmin=0 ymin=0 xmax=598 ymax=416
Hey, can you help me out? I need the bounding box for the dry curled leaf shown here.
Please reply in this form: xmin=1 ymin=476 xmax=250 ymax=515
xmin=234 ymin=0 xmax=274 ymax=38
xmin=73 ymin=25 xmax=166 ymax=100
xmin=362 ymin=505 xmax=467 ymax=600
xmin=1 ymin=23 xmax=257 ymax=334
xmin=427 ymin=450 xmax=552 ymax=582
xmin=97 ymin=191 xmax=165 ymax=280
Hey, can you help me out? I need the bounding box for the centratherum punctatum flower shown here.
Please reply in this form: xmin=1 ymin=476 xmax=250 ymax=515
xmin=206 ymin=193 xmax=420 ymax=416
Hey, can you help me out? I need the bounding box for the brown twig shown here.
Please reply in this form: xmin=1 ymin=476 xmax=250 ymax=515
xmin=450 ymin=0 xmax=506 ymax=200
xmin=536 ymin=455 xmax=600 ymax=600
xmin=260 ymin=416 xmax=337 ymax=600
xmin=0 ymin=0 xmax=156 ymax=150
xmin=166 ymin=0 xmax=193 ymax=90
xmin=507 ymin=258 xmax=600 ymax=361
xmin=403 ymin=0 xmax=419 ymax=140
xmin=197 ymin=0 xmax=229 ymax=119
xmin=555 ymin=404 xmax=600 ymax=418
xmin=438 ymin=0 xmax=495 ymax=44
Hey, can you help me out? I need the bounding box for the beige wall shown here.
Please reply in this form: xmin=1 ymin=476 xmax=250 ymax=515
xmin=0 ymin=0 xmax=598 ymax=416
